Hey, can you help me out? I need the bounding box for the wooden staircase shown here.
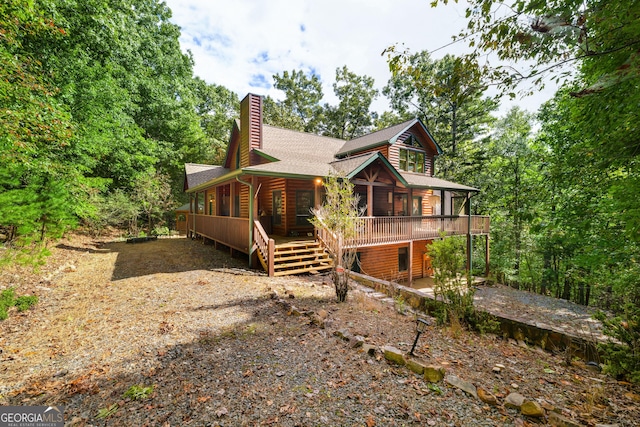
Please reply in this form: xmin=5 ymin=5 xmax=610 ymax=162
xmin=269 ymin=240 xmax=333 ymax=276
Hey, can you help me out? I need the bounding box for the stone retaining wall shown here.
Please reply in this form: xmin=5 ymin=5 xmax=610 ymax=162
xmin=349 ymin=272 xmax=600 ymax=362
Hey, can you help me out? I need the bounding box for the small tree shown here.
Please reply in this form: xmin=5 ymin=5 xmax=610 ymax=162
xmin=310 ymin=173 xmax=363 ymax=302
xmin=428 ymin=235 xmax=474 ymax=325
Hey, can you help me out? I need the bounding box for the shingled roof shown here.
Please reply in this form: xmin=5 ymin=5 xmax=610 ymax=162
xmin=184 ymin=163 xmax=228 ymax=190
xmin=400 ymin=172 xmax=478 ymax=192
xmin=255 ymin=125 xmax=345 ymax=163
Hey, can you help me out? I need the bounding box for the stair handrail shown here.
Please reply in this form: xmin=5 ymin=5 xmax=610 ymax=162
xmin=254 ymin=220 xmax=275 ymax=276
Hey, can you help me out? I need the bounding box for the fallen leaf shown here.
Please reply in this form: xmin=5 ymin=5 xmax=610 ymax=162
xmin=215 ymin=407 xmax=228 ymax=417
xmin=365 ymin=415 xmax=376 ymax=427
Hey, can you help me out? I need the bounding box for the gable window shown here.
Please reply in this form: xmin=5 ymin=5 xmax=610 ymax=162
xmin=398 ymin=136 xmax=425 ymax=173
xmin=295 ymin=190 xmax=314 ymax=225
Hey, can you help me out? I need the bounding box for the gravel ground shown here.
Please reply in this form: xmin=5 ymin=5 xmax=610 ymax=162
xmin=1 ymin=234 xmax=639 ymax=426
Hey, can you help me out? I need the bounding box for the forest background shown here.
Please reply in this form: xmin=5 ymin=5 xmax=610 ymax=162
xmin=1 ymin=0 xmax=638 ymax=379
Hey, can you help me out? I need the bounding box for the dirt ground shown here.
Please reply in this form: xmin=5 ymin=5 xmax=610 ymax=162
xmin=0 ymin=234 xmax=639 ymax=426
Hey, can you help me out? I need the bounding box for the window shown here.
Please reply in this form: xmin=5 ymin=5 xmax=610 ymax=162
xmin=398 ymin=135 xmax=426 ymax=173
xmin=296 ymin=190 xmax=314 ymax=225
xmin=273 ymin=191 xmax=282 ymax=225
xmin=398 ymin=247 xmax=408 ymax=272
xmin=412 ymin=196 xmax=422 ymax=216
xmin=399 ymin=148 xmax=426 ymax=173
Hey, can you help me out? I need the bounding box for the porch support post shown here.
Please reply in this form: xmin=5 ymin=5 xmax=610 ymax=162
xmin=485 ymin=234 xmax=490 ymax=277
xmin=408 ymin=240 xmax=414 ymax=284
xmin=367 ymin=184 xmax=373 ymax=216
xmin=236 ymin=176 xmax=254 ymax=269
xmin=466 ymin=192 xmax=472 ymax=273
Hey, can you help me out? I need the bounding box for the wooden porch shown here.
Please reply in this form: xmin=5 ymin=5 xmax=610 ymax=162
xmin=316 ymin=215 xmax=490 ymax=248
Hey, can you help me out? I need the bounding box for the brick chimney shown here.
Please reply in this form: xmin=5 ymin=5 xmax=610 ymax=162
xmin=240 ymin=93 xmax=263 ymax=167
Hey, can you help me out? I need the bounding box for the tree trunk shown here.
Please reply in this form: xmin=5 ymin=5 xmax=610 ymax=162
xmin=332 ymin=269 xmax=349 ymax=303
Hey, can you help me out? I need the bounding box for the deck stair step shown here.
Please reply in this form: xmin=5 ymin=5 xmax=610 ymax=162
xmin=272 ymin=240 xmax=333 ymax=276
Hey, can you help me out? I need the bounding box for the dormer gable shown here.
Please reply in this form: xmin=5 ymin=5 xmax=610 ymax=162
xmin=335 ymin=118 xmax=441 ymax=177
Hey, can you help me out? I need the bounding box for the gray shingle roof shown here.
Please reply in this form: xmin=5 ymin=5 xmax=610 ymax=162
xmin=400 ymin=172 xmax=479 ymax=192
xmin=336 ymin=119 xmax=417 ymax=156
xmin=184 ymin=163 xmax=229 ymax=189
xmin=256 ymin=125 xmax=345 ymax=164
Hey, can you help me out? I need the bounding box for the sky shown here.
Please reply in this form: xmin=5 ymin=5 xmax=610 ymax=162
xmin=164 ymin=0 xmax=556 ymax=116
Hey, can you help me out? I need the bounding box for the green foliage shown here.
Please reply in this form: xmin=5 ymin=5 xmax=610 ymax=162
xmin=322 ymin=66 xmax=379 ymax=140
xmin=428 ymin=235 xmax=475 ymax=326
xmin=383 ymin=52 xmax=497 ymax=181
xmin=0 ymin=287 xmax=38 ymax=319
xmin=0 ymin=288 xmax=16 ymax=320
xmin=15 ymin=295 xmax=38 ymax=312
xmin=96 ymin=403 xmax=119 ymax=420
xmin=123 ymin=384 xmax=154 ymax=400
xmin=310 ymin=173 xmax=363 ymax=302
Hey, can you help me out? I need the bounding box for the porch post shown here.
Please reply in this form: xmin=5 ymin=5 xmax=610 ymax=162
xmin=236 ymin=177 xmax=254 ymax=269
xmin=408 ymin=240 xmax=414 ymax=284
xmin=367 ymin=184 xmax=373 ymax=216
xmin=485 ymin=234 xmax=490 ymax=277
xmin=466 ymin=192 xmax=472 ymax=273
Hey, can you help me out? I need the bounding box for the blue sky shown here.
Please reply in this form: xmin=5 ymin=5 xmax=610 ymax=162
xmin=164 ymin=0 xmax=556 ymax=115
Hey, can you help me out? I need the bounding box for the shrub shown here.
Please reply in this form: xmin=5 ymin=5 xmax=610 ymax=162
xmin=15 ymin=295 xmax=38 ymax=311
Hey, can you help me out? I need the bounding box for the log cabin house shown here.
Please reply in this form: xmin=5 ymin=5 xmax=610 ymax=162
xmin=184 ymin=93 xmax=489 ymax=282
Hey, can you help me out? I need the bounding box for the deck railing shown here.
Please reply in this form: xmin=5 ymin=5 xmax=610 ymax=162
xmin=316 ymin=215 xmax=489 ymax=248
xmin=189 ymin=214 xmax=250 ymax=253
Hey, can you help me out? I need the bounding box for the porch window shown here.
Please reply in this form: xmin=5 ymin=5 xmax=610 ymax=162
xmin=412 ymin=196 xmax=422 ymax=216
xmin=398 ymin=247 xmax=408 ymax=272
xmin=295 ymin=190 xmax=314 ymax=225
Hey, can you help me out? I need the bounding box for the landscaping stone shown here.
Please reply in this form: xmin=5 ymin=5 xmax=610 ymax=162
xmin=383 ymin=346 xmax=406 ymax=366
xmin=548 ymin=411 xmax=584 ymax=427
xmin=406 ymin=359 xmax=425 ymax=375
xmin=521 ymin=400 xmax=545 ymax=417
xmin=350 ymin=335 xmax=365 ymax=348
xmin=445 ymin=374 xmax=477 ymax=399
xmin=333 ymin=329 xmax=351 ymax=341
xmin=423 ymin=365 xmax=446 ymax=383
xmin=505 ymin=392 xmax=526 ymax=409
xmin=477 ymin=387 xmax=498 ymax=405
xmin=362 ymin=344 xmax=376 ymax=356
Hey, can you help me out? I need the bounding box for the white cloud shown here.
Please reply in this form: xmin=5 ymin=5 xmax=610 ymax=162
xmin=165 ymin=0 xmax=554 ymax=115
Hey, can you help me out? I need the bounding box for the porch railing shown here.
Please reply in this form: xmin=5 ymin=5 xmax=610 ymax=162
xmin=189 ymin=214 xmax=250 ymax=253
xmin=254 ymin=220 xmax=275 ymax=276
xmin=316 ymin=215 xmax=489 ymax=248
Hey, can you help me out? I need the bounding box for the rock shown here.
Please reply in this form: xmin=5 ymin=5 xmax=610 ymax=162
xmin=495 ymin=363 xmax=505 ymax=369
xmin=423 ymin=365 xmax=445 ymax=383
xmin=288 ymin=306 xmax=301 ymax=316
xmin=333 ymin=329 xmax=351 ymax=341
xmin=318 ymin=309 xmax=328 ymax=320
xmin=310 ymin=314 xmax=325 ymax=329
xmin=270 ymin=290 xmax=279 ymax=299
xmin=492 ymin=366 xmax=502 ymax=373
xmin=445 ymin=374 xmax=477 ymax=399
xmin=362 ymin=344 xmax=376 ymax=356
xmin=407 ymin=359 xmax=425 ymax=375
xmin=53 ymin=369 xmax=68 ymax=378
xmin=350 ymin=335 xmax=365 ymax=348
xmin=521 ymin=400 xmax=545 ymax=417
xmin=510 ymin=383 xmax=519 ymax=389
xmin=505 ymin=392 xmax=526 ymax=409
xmin=548 ymin=411 xmax=583 ymax=427
xmin=595 ymin=424 xmax=620 ymax=427
xmin=383 ymin=346 xmax=406 ymax=366
xmin=477 ymin=387 xmax=498 ymax=405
